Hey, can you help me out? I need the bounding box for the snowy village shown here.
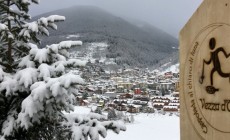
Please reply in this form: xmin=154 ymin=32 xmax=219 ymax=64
xmin=0 ymin=0 xmax=208 ymax=140
xmin=67 ymin=56 xmax=181 ymax=140
xmin=72 ymin=57 xmax=180 ymax=120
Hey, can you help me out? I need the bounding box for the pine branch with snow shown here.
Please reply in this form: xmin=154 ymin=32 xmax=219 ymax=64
xmin=0 ymin=0 xmax=65 ymax=72
xmin=0 ymin=40 xmax=86 ymax=140
xmin=64 ymin=113 xmax=126 ymax=140
xmin=0 ymin=1 xmax=125 ymax=140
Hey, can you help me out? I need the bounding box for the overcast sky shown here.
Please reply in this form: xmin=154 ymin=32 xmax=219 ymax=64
xmin=30 ymin=0 xmax=202 ymax=37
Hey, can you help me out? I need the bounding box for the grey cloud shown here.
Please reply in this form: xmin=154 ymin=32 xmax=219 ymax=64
xmin=30 ymin=0 xmax=202 ymax=37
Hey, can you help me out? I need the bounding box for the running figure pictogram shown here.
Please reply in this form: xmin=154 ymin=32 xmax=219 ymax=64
xmin=199 ymin=38 xmax=230 ymax=94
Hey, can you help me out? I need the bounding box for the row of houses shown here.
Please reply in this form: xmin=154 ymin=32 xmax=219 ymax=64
xmin=76 ymin=88 xmax=180 ymax=114
xmin=93 ymin=91 xmax=180 ymax=114
xmin=75 ymin=63 xmax=181 ymax=114
xmin=152 ymin=93 xmax=180 ymax=112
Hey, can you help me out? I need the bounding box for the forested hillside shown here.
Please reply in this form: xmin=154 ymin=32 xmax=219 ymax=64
xmin=35 ymin=6 xmax=178 ymax=67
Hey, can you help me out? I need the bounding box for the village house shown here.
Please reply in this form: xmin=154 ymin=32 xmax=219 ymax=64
xmin=78 ymin=59 xmax=180 ymax=115
xmin=119 ymin=93 xmax=133 ymax=99
xmin=152 ymin=102 xmax=164 ymax=110
xmin=107 ymin=102 xmax=117 ymax=109
xmin=163 ymin=106 xmax=178 ymax=112
xmin=133 ymin=94 xmax=150 ymax=101
xmin=103 ymin=91 xmax=118 ymax=100
xmin=117 ymin=82 xmax=133 ymax=91
xmin=116 ymin=104 xmax=127 ymax=111
xmin=127 ymin=104 xmax=141 ymax=113
xmin=152 ymin=96 xmax=171 ymax=110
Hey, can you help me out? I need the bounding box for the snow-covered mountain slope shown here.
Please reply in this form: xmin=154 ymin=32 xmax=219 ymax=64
xmin=69 ymin=42 xmax=115 ymax=64
xmin=34 ymin=6 xmax=178 ymax=68
xmin=163 ymin=63 xmax=179 ymax=73
xmin=156 ymin=63 xmax=179 ymax=74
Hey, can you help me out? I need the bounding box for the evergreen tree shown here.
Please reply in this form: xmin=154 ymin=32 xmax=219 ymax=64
xmin=82 ymin=92 xmax=89 ymax=99
xmin=94 ymin=107 xmax=102 ymax=115
xmin=107 ymin=109 xmax=117 ymax=120
xmin=130 ymin=114 xmax=135 ymax=123
xmin=0 ymin=1 xmax=125 ymax=139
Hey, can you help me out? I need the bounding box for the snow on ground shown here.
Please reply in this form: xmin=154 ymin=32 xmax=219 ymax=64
xmin=165 ymin=63 xmax=179 ymax=73
xmin=68 ymin=106 xmax=92 ymax=114
xmin=159 ymin=63 xmax=179 ymax=74
xmin=69 ymin=106 xmax=180 ymax=140
xmin=66 ymin=34 xmax=81 ymax=39
xmin=70 ymin=42 xmax=111 ymax=63
xmin=104 ymin=113 xmax=179 ymax=140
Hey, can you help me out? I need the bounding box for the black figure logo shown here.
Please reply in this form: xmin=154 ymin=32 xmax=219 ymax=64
xmin=199 ymin=38 xmax=230 ymax=94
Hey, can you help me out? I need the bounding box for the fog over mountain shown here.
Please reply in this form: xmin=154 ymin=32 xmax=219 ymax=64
xmin=30 ymin=0 xmax=202 ymax=37
xmin=35 ymin=6 xmax=178 ymax=68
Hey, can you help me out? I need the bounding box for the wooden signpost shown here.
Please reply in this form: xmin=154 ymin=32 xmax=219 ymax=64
xmin=180 ymin=0 xmax=230 ymax=139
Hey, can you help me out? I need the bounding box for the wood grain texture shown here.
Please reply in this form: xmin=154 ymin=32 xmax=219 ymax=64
xmin=180 ymin=0 xmax=230 ymax=140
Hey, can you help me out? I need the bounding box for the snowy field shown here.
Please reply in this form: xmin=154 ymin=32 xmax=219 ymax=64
xmin=69 ymin=41 xmax=109 ymax=63
xmin=70 ymin=106 xmax=180 ymax=140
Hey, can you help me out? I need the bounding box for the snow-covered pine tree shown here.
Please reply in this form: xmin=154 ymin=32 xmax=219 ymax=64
xmin=130 ymin=114 xmax=135 ymax=123
xmin=107 ymin=109 xmax=117 ymax=120
xmin=0 ymin=1 xmax=126 ymax=140
xmin=94 ymin=107 xmax=102 ymax=115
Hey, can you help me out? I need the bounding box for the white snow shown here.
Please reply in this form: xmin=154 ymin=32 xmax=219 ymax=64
xmin=58 ymin=73 xmax=85 ymax=88
xmin=0 ymin=24 xmax=8 ymax=31
xmin=68 ymin=106 xmax=179 ymax=140
xmin=66 ymin=34 xmax=80 ymax=39
xmin=18 ymin=15 xmax=65 ymax=40
xmin=1 ymin=116 xmax=15 ymax=137
xmin=46 ymin=15 xmax=65 ymax=22
xmin=38 ymin=64 xmax=52 ymax=79
xmin=30 ymin=81 xmax=50 ymax=102
xmin=48 ymin=22 xmax=57 ymax=30
xmin=38 ymin=17 xmax=48 ymax=26
xmin=66 ymin=59 xmax=87 ymax=67
xmin=0 ymin=68 xmax=4 ymax=81
xmin=0 ymin=77 xmax=18 ymax=96
xmin=161 ymin=63 xmax=179 ymax=74
xmin=70 ymin=42 xmax=109 ymax=63
xmin=59 ymin=41 xmax=82 ymax=49
xmin=55 ymin=63 xmax=65 ymax=73
xmin=18 ymin=56 xmax=35 ymax=68
xmin=90 ymin=42 xmax=108 ymax=49
xmin=64 ymin=106 xmax=126 ymax=140
xmin=104 ymin=113 xmax=179 ymax=140
xmin=39 ymin=26 xmax=49 ymax=36
xmin=22 ymin=0 xmax=29 ymax=4
xmin=26 ymin=22 xmax=39 ymax=32
xmin=17 ymin=95 xmax=44 ymax=129
xmin=15 ymin=68 xmax=38 ymax=88
xmin=30 ymin=48 xmax=50 ymax=63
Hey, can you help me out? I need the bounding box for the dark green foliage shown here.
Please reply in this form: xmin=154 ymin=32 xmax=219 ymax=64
xmin=5 ymin=117 xmax=70 ymax=140
xmin=82 ymin=92 xmax=89 ymax=99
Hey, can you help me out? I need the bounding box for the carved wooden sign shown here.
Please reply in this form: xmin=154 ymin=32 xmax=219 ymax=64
xmin=180 ymin=0 xmax=230 ymax=139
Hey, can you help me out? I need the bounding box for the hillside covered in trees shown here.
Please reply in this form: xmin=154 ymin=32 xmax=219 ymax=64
xmin=35 ymin=6 xmax=178 ymax=67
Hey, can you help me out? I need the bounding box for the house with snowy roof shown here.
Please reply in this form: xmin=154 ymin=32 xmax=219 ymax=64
xmin=127 ymin=104 xmax=141 ymax=113
xmin=163 ymin=105 xmax=178 ymax=112
xmin=116 ymin=103 xmax=127 ymax=111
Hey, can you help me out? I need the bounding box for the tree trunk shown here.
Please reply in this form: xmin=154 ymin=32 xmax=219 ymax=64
xmin=7 ymin=0 xmax=12 ymax=72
